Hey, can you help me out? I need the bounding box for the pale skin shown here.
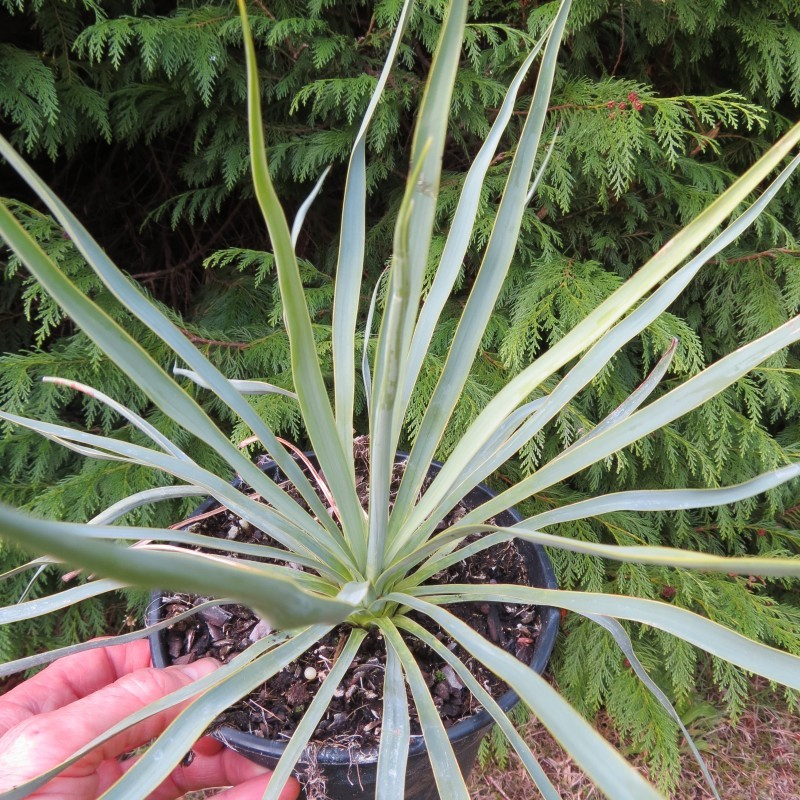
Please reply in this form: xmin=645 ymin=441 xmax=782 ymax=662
xmin=0 ymin=639 xmax=300 ymax=800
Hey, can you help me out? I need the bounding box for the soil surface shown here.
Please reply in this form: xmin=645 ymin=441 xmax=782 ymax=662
xmin=154 ymin=438 xmax=543 ymax=753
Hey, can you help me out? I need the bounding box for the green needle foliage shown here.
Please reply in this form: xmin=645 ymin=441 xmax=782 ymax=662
xmin=3 ymin=0 xmax=800 ymax=792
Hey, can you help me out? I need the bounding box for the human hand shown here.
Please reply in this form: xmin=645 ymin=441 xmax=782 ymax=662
xmin=0 ymin=639 xmax=300 ymax=800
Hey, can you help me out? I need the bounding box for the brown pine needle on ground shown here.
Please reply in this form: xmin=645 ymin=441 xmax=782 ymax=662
xmin=470 ymin=678 xmax=800 ymax=800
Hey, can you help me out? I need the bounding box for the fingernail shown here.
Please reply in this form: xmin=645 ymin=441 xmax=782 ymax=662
xmin=179 ymin=657 xmax=221 ymax=680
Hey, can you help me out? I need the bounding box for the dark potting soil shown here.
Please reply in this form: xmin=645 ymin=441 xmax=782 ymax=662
xmin=155 ymin=438 xmax=542 ymax=752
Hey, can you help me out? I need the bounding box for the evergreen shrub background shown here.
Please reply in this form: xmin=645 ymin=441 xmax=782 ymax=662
xmin=2 ymin=0 xmax=800 ymax=788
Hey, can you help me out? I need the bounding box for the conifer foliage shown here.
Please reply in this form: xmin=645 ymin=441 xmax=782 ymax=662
xmin=2 ymin=0 xmax=800 ymax=788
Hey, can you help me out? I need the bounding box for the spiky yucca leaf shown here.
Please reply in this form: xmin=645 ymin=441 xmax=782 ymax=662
xmin=1 ymin=0 xmax=800 ymax=797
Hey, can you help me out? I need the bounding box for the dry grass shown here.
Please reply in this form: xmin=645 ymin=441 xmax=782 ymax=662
xmin=469 ymin=678 xmax=800 ymax=800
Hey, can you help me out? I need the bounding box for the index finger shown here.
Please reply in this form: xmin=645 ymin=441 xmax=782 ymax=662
xmin=0 ymin=639 xmax=151 ymax=736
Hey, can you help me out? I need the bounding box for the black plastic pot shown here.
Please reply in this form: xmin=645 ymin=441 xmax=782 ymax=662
xmin=148 ymin=455 xmax=559 ymax=800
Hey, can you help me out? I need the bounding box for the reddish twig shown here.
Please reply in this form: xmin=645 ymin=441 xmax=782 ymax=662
xmin=61 ymin=489 xmax=264 ymax=583
xmin=689 ymin=123 xmax=721 ymax=156
xmin=180 ymin=329 xmax=251 ymax=349
xmin=718 ymin=248 xmax=800 ymax=264
xmin=167 ymin=490 xmax=262 ymax=530
xmin=238 ymin=433 xmax=342 ymax=525
xmin=611 ymin=3 xmax=625 ymax=77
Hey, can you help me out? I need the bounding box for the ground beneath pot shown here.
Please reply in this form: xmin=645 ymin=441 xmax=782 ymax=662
xmin=155 ymin=438 xmax=544 ymax=754
xmin=470 ymin=676 xmax=800 ymax=800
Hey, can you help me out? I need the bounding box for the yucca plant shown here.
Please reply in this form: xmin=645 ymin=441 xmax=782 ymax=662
xmin=2 ymin=0 xmax=800 ymax=797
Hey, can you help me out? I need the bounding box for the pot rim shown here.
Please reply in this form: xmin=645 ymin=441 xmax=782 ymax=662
xmin=147 ymin=452 xmax=559 ymax=764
